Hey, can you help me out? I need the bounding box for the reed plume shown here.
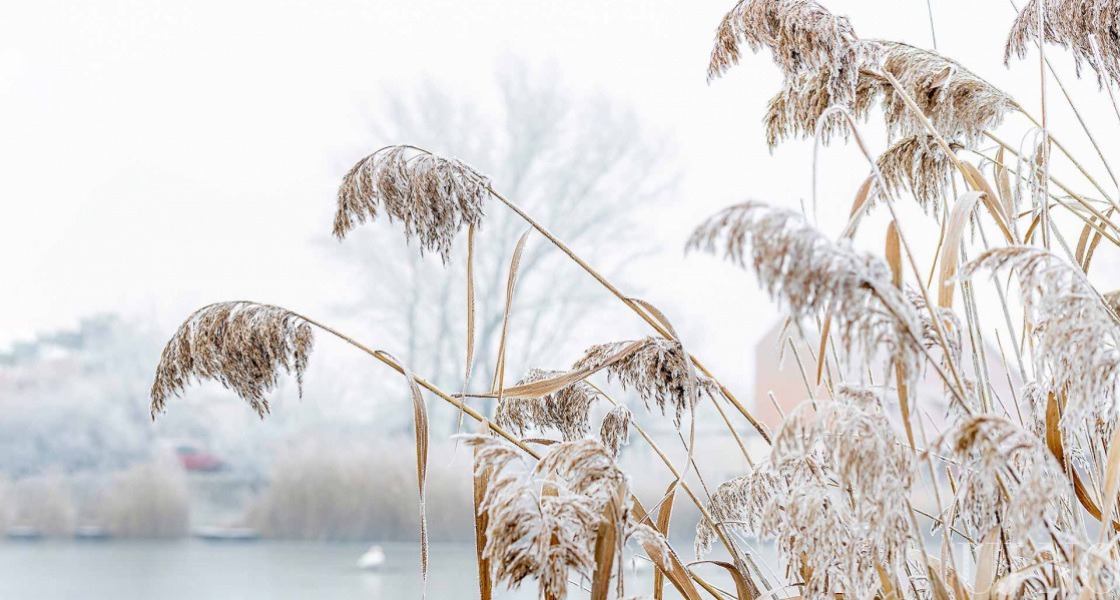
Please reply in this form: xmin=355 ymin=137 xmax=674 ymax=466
xmin=688 ymin=202 xmax=921 ymax=375
xmin=879 ymin=41 xmax=1015 ymax=147
xmin=707 ymin=0 xmax=873 ymax=98
xmin=1058 ymin=542 xmax=1120 ymax=597
xmin=1006 ymin=0 xmax=1120 ymax=88
xmin=877 ymin=135 xmax=964 ymax=212
xmin=493 ymin=396 xmax=546 ymax=438
xmin=699 ymin=388 xmax=914 ymax=599
xmin=937 ymin=415 xmax=1072 ymax=538
xmin=694 ymin=473 xmax=768 ymax=558
xmin=760 ymin=40 xmax=1013 ymax=154
xmin=150 ymin=302 xmax=314 ymax=418
xmin=573 ymin=337 xmax=713 ymax=427
xmin=1020 ymin=381 xmax=1048 ymax=437
xmin=494 ymin=369 xmax=602 ymax=441
xmin=906 ymin=288 xmax=964 ymax=368
xmin=464 ymin=435 xmax=627 ymax=599
xmin=535 ymin=438 xmax=628 ymax=502
xmin=334 ymin=145 xmax=490 ymax=262
xmin=962 ymin=247 xmax=1120 ymax=433
xmin=992 ymin=536 xmax=1120 ymax=597
xmin=599 ymin=406 xmax=632 ymax=458
xmin=1105 ymin=289 xmax=1120 ymax=315
xmin=763 ymin=66 xmax=884 ymax=148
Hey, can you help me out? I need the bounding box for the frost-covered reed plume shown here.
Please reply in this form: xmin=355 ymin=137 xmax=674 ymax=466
xmin=878 ymin=42 xmax=1015 ymax=147
xmin=937 ymin=415 xmax=1071 ymax=538
xmin=334 ymin=145 xmax=490 ymax=261
xmin=464 ymin=436 xmax=657 ymax=599
xmin=687 ymin=201 xmax=921 ymax=376
xmin=150 ymin=302 xmax=314 ymax=418
xmin=495 ymin=369 xmax=602 ymax=441
xmin=1006 ymin=0 xmax=1120 ymax=87
xmin=598 ymin=406 xmax=632 ymax=458
xmin=963 ymin=247 xmax=1120 ymax=434
xmin=148 ymin=0 xmax=1120 ymax=597
xmin=877 ymin=135 xmax=964 ymax=213
xmin=713 ymin=0 xmax=880 ymax=147
xmin=697 ymin=387 xmax=914 ymax=599
xmin=573 ymin=337 xmax=713 ymax=427
xmin=708 ymin=0 xmax=870 ymax=94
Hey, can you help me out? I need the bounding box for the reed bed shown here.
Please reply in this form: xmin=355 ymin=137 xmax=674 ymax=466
xmin=97 ymin=462 xmax=190 ymax=538
xmin=150 ymin=0 xmax=1120 ymax=597
xmin=249 ymin=437 xmax=477 ymax=542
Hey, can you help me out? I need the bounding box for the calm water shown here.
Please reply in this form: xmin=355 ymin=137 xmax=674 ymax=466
xmin=0 ymin=540 xmax=666 ymax=599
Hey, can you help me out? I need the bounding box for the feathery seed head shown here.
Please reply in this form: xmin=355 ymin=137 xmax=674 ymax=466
xmin=493 ymin=395 xmax=547 ymax=438
xmin=573 ymin=337 xmax=713 ymax=427
xmin=535 ymin=438 xmax=629 ymax=502
xmin=1020 ymin=381 xmax=1049 ymax=437
xmin=150 ymin=302 xmax=314 ymax=419
xmin=334 ymin=145 xmax=490 ymax=262
xmin=879 ymin=42 xmax=1015 ymax=148
xmin=940 ymin=416 xmax=1072 ymax=537
xmin=1006 ymin=0 xmax=1120 ymax=88
xmin=708 ymin=0 xmax=869 ymax=97
xmin=1104 ymin=290 xmax=1120 ymax=315
xmin=877 ymin=135 xmax=964 ymax=212
xmin=599 ymin=405 xmax=633 ymax=458
xmin=763 ymin=62 xmax=885 ymax=148
xmin=494 ymin=369 xmax=602 ymax=441
xmin=963 ymin=247 xmax=1120 ymax=433
xmin=688 ymin=202 xmax=922 ymax=376
xmin=695 ymin=474 xmax=765 ymax=558
xmin=699 ymin=396 xmax=914 ymax=598
xmin=463 ymin=436 xmax=627 ymax=599
xmin=906 ymin=288 xmax=963 ymax=367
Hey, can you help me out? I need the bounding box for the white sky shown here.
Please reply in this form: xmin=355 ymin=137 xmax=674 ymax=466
xmin=3 ymin=0 xmax=1118 ymax=387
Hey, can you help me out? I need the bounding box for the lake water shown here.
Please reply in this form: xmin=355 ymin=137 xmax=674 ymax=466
xmin=0 ymin=540 xmax=667 ymax=599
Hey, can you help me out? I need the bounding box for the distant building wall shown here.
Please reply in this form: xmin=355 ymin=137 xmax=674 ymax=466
xmin=753 ymin=321 xmax=826 ymax=431
xmin=753 ymin=318 xmax=1020 ymax=433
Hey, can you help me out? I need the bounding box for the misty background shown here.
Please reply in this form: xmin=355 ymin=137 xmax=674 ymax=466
xmin=4 ymin=0 xmax=1120 ymax=598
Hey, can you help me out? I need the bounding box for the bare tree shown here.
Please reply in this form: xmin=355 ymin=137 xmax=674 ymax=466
xmin=327 ymin=62 xmax=676 ymax=432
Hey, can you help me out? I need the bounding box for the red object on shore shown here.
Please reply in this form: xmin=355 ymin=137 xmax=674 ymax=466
xmin=175 ymin=445 xmax=224 ymax=472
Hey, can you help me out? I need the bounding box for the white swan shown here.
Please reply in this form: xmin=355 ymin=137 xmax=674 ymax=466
xmin=357 ymin=545 xmax=387 ymax=570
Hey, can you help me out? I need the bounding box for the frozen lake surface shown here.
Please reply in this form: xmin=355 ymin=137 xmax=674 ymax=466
xmin=0 ymin=540 xmax=670 ymax=599
xmin=0 ymin=540 xmax=512 ymax=599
